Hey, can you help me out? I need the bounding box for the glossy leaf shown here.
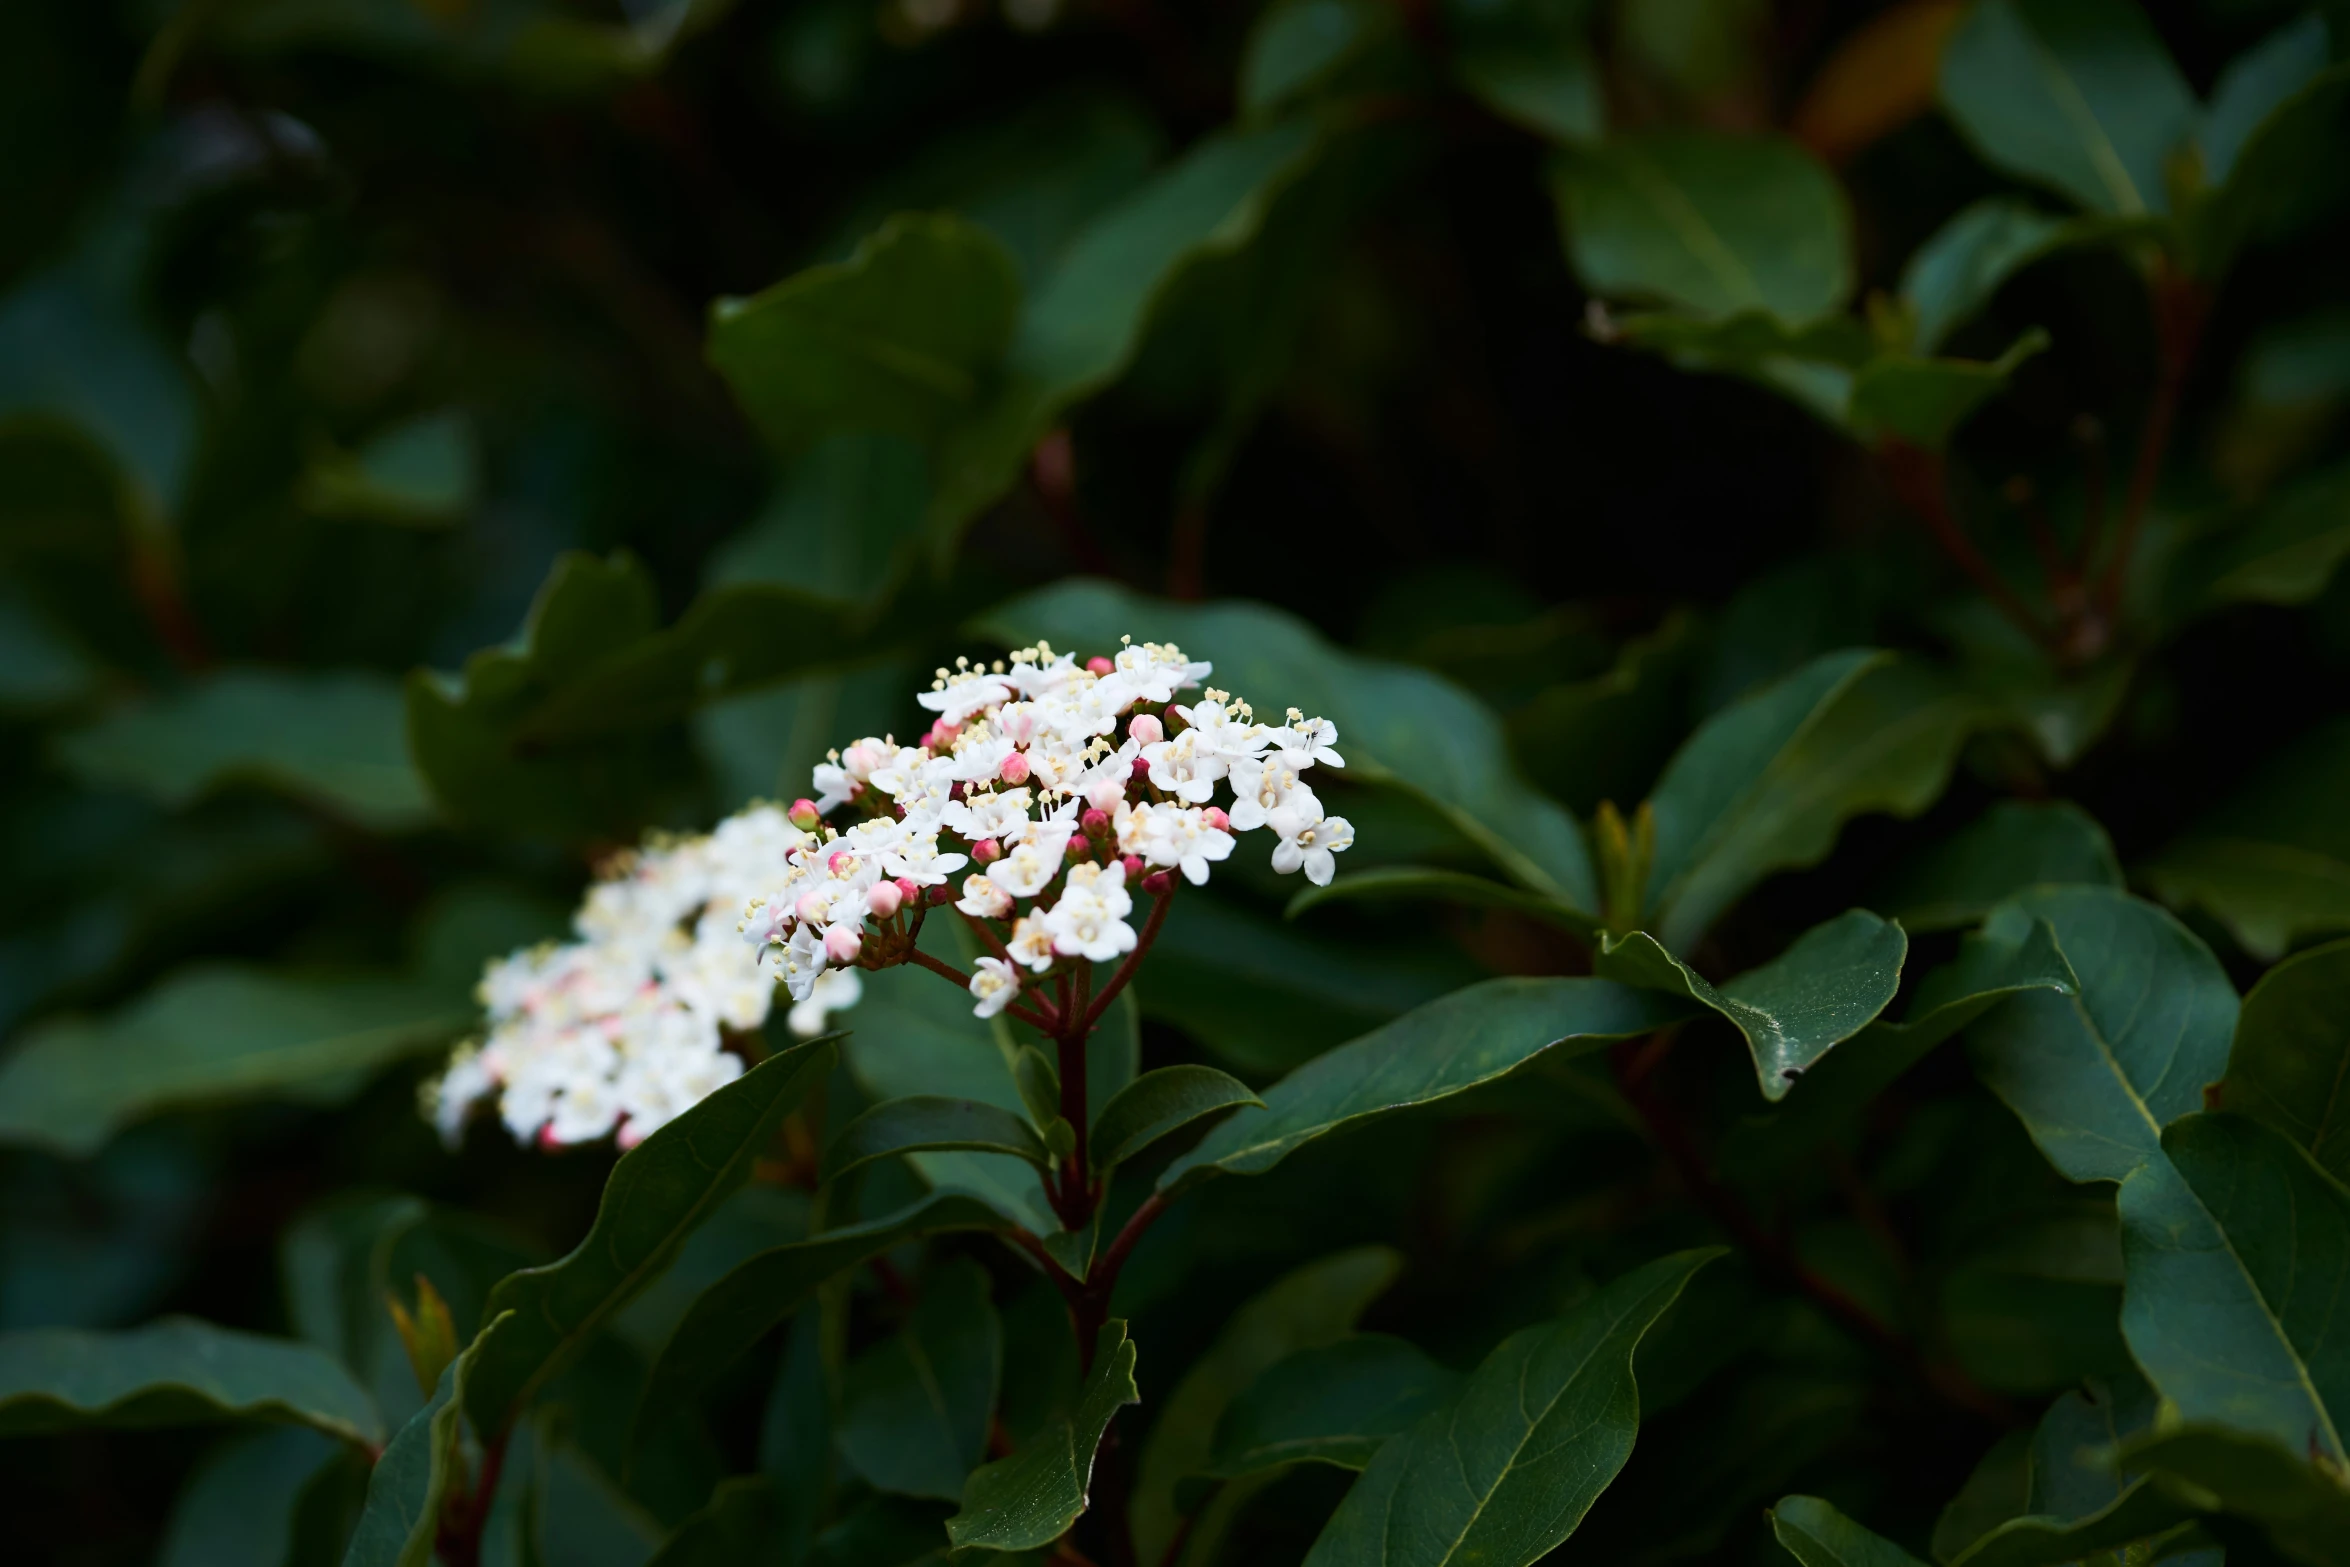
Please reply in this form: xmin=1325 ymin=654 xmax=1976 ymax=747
xmin=1551 ymin=132 xmax=1853 ymax=324
xmin=2121 ymin=1424 xmax=2350 ymax=1567
xmin=1875 ymin=800 xmax=2121 ymax=932
xmin=1284 ymin=867 xmax=1593 ymax=932
xmin=1090 ymin=1065 xmax=1263 ymax=1174
xmin=1301 ymin=1248 xmax=1719 ymax=1567
xmin=634 ymin=1192 xmax=1004 ymax=1444
xmin=158 ymin=1426 xmax=348 ymax=1567
xmin=2118 ymin=1113 xmax=2350 ymax=1467
xmin=463 ymin=1037 xmax=836 ymax=1438
xmin=1160 ymin=977 xmax=1689 ymax=1192
xmin=1770 ymin=1497 xmax=1926 ymax=1567
xmin=0 ymin=965 xmax=468 ymax=1156
xmin=1447 ymin=0 xmax=1602 ymax=143
xmin=2143 ymin=715 xmax=2350 ymax=961
xmin=1936 ymin=0 xmax=2197 ymax=217
xmin=1598 ymin=909 xmax=1907 ymax=1102
xmin=2223 ymin=938 xmax=2350 ymax=1185
xmin=983 ymin=582 xmax=1598 ymax=911
xmin=837 ymin=1258 xmax=1001 ymax=1501
xmin=2187 ymin=59 xmax=2350 ymax=277
xmin=821 ymin=1095 xmax=1051 ymax=1184
xmin=342 ymin=1322 xmax=501 ymax=1567
xmin=0 ymin=1317 xmax=381 ymax=1446
xmin=945 ymin=1320 xmax=1139 ymax=1552
xmin=1968 ymin=887 xmax=2237 ymax=1184
xmin=1206 ymin=1333 xmax=1459 ymax=1476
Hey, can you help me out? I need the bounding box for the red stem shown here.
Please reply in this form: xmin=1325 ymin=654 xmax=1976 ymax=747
xmin=1880 ymin=440 xmax=2055 ymax=654
xmin=903 ymin=946 xmax=1058 ymax=1034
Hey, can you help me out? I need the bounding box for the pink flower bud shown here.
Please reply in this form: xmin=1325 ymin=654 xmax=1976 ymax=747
xmin=827 ymin=849 xmax=855 ymax=876
xmin=973 ymin=837 xmax=1002 ymax=864
xmin=616 ymin=1120 xmax=645 ymax=1150
xmin=1000 ymin=752 xmax=1031 ymax=785
xmin=825 ymin=926 xmax=863 ymax=964
xmin=925 ymin=719 xmax=960 ymax=751
xmin=1130 ymin=757 xmax=1152 ymax=780
xmin=788 ymin=798 xmax=821 ymax=830
xmin=536 ymin=1124 xmax=563 ymax=1151
xmin=1082 ymin=807 xmax=1111 ymax=836
xmin=1087 ymin=655 xmax=1115 ymax=675
xmin=927 ymin=883 xmax=953 ymax=905
xmin=1128 ymin=712 xmax=1164 ymax=746
xmin=1203 ymin=806 xmax=1230 ymax=831
xmin=867 ymin=882 xmax=903 ymax=918
xmin=1085 ymin=776 xmax=1125 ymax=813
xmin=796 ymin=890 xmax=830 ymax=923
xmin=1120 ymin=854 xmax=1144 ymax=878
xmin=893 ymin=876 xmax=921 ymax=903
xmin=1141 ymin=870 xmax=1175 ymax=897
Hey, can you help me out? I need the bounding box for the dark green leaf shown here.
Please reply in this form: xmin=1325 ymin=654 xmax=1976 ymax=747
xmin=1301 ymin=1248 xmax=1720 ymax=1567
xmin=982 ymin=582 xmax=1599 ymax=912
xmin=1552 ymin=132 xmax=1853 ymax=324
xmin=1206 ymin=1333 xmax=1458 ymax=1476
xmin=945 ymin=1320 xmax=1139 ymax=1552
xmin=0 ymin=1316 xmax=380 ymax=1446
xmin=1969 ymin=887 xmax=2236 ymax=1184
xmin=1770 ymin=1496 xmax=1927 ymax=1567
xmin=1597 ymin=910 xmax=1907 ymax=1102
xmin=2224 ymin=937 xmax=2350 ymax=1184
xmin=1240 ymin=0 xmax=1389 ymax=117
xmin=2166 ymin=462 xmax=2350 ymax=622
xmin=757 ymin=1310 xmax=834 ymax=1563
xmin=1846 ymin=331 xmax=2049 ymax=449
xmin=708 ymin=213 xmax=1022 ymax=452
xmin=822 ymin=1095 xmax=1052 ymax=1184
xmin=2120 ymin=1424 xmax=2350 ymax=1567
xmin=300 ymin=410 xmax=477 ymax=526
xmin=2187 ymin=53 xmax=2350 ymax=275
xmin=644 ymin=1477 xmax=780 ymax=1567
xmin=1134 ymin=1246 xmax=1402 ymax=1562
xmin=634 ymin=1192 xmax=1004 ymax=1446
xmin=342 ymin=1321 xmax=501 ymax=1567
xmin=2143 ymin=715 xmax=2350 ymax=961
xmin=1090 ymin=1065 xmax=1263 ymax=1174
xmin=1898 ymin=199 xmax=2120 ymax=354
xmin=2198 ymin=14 xmax=2330 ymax=188
xmin=1876 ymin=800 xmax=2122 ymax=932
xmin=610 ymin=1185 xmax=810 ymax=1359
xmin=159 ymin=1426 xmax=349 ymax=1567
xmin=1936 ymin=0 xmax=2197 ymax=217
xmin=463 ymin=1038 xmax=836 ymax=1438
xmin=1447 ymin=0 xmax=1602 ymax=144
xmin=708 ymin=433 xmax=931 ymax=608
xmin=1284 ymin=867 xmax=1593 ymax=933
xmin=837 ymin=1258 xmax=1001 ymax=1501
xmin=1642 ymin=651 xmax=1987 ymax=949
xmin=2118 ymin=1113 xmax=2350 ymax=1467
xmin=1160 ymin=977 xmax=1689 ymax=1191
xmin=530 ymin=1414 xmax=665 ymax=1567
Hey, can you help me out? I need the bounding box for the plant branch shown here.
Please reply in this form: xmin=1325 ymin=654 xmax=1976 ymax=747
xmin=1880 ymin=440 xmax=2056 ymax=655
xmin=903 ymin=945 xmax=1057 ymax=1034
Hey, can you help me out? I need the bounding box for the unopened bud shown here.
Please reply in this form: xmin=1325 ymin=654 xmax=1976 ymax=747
xmin=796 ymin=890 xmax=830 ymax=923
xmin=1203 ymin=806 xmax=1230 ymax=832
xmin=1120 ymin=854 xmax=1145 ymax=878
xmin=893 ymin=876 xmax=921 ymax=903
xmin=788 ymin=798 xmax=821 ymax=830
xmin=616 ymin=1120 xmax=646 ymax=1151
xmin=973 ymin=837 xmax=1002 ymax=864
xmin=824 ymin=926 xmax=863 ymax=964
xmin=926 ymin=883 xmax=953 ymax=905
xmin=1141 ymin=870 xmax=1175 ymax=897
xmin=1087 ymin=655 xmax=1115 ymax=675
xmin=537 ymin=1124 xmax=564 ymax=1151
xmin=1085 ymin=776 xmax=1125 ymax=813
xmin=1081 ymin=807 xmax=1111 ymax=836
xmin=868 ymin=882 xmax=904 ymax=918
xmin=1000 ymin=751 xmax=1031 ymax=785
xmin=1128 ymin=713 xmax=1164 ymax=746
xmin=1130 ymin=757 xmax=1152 ymax=780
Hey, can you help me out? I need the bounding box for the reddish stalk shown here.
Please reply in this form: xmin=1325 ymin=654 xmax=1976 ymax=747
xmin=2094 ymin=261 xmax=2210 ymax=621
xmin=434 ymin=1430 xmax=509 ymax=1567
xmin=1880 ymin=440 xmax=2055 ymax=654
xmin=902 ymin=946 xmax=1058 ymax=1035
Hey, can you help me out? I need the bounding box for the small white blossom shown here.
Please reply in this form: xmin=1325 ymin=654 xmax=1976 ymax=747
xmin=1006 ymin=913 xmax=1057 ymax=972
xmin=1044 ymin=862 xmax=1138 ymax=962
xmin=969 ymin=956 xmax=1021 ymax=1019
xmin=1269 ymin=794 xmax=1355 ymax=886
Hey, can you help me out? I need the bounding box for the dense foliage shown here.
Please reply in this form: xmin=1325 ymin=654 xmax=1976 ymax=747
xmin=5 ymin=1 xmax=2350 ymax=1564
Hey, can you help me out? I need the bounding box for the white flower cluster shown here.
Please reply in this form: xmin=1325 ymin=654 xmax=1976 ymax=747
xmin=428 ymin=806 xmax=857 ymax=1150
xmin=741 ymin=638 xmax=1354 ymax=1024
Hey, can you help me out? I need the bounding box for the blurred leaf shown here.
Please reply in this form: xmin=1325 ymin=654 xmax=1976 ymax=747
xmin=822 ymin=1095 xmax=1052 ymax=1184
xmin=2197 ymin=13 xmax=2330 ymax=188
xmin=2223 ymin=938 xmax=2350 ymax=1185
xmin=1284 ymin=867 xmax=1593 ymax=932
xmin=1133 ymin=1246 xmax=1402 ymax=1563
xmin=1875 ymin=800 xmax=2122 ymax=932
xmin=1969 ymin=887 xmax=2236 ymax=1185
xmin=1770 ymin=1497 xmax=1926 ymax=1567
xmin=343 ymin=1324 xmax=500 ymax=1567
xmin=1447 ymin=0 xmax=1603 ymax=143
xmin=0 ymin=1316 xmax=380 ymax=1445
xmin=299 ymin=411 xmax=477 ymax=527
xmin=57 ymin=669 xmax=432 ymax=831
xmin=1790 ymin=0 xmax=1965 ymax=163
xmin=1597 ymin=910 xmax=1907 ymax=1102
xmin=838 ymin=1258 xmax=1001 ymax=1502
xmin=1205 ymin=1333 xmax=1458 ymax=1476
xmin=1508 ymin=610 xmax=1695 ymax=818
xmin=0 ymin=582 xmax=103 ymax=712
xmin=1846 ymin=330 xmax=2049 ymax=449
xmin=756 ymin=1310 xmax=833 ymax=1564
xmin=1160 ymin=978 xmax=1689 ymax=1192
xmin=1936 ymin=0 xmax=2196 ymax=217
xmin=2143 ymin=715 xmax=2350 ymax=961
xmin=529 ymin=1412 xmax=665 ymax=1567
xmin=945 ymin=1320 xmax=1139 ymax=1552
xmin=1091 ymin=1065 xmax=1264 ymax=1173
xmin=2166 ymin=461 xmax=2350 ymax=619
xmin=610 ymin=1185 xmax=808 ymax=1359
xmin=1642 ymin=651 xmax=1988 ymax=949
xmin=1301 ymin=1248 xmax=1720 ymax=1567
xmin=708 ymin=434 xmax=930 ymax=608
xmin=158 ymin=1425 xmax=348 ymax=1567
xmin=2185 ymin=44 xmax=2350 ymax=275
xmin=1241 ymin=0 xmax=1392 ymax=118
xmin=984 ymin=582 xmax=1599 ymax=913
xmin=463 ymin=1038 xmax=836 ymax=1440
xmin=0 ymin=965 xmax=467 ymax=1157
xmin=1552 ymin=131 xmax=1853 ymax=324
xmin=1898 ymin=199 xmax=2122 ymax=354
xmin=2119 ymin=1424 xmax=2350 ymax=1567
xmin=644 ymin=1477 xmax=780 ymax=1567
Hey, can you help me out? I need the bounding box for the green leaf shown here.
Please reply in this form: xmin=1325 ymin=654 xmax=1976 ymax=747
xmin=1301 ymin=1247 xmax=1720 ymax=1567
xmin=1552 ymin=131 xmax=1852 ymax=324
xmin=1133 ymin=1246 xmax=1402 ymax=1563
xmin=1846 ymin=330 xmax=2049 ymax=450
xmin=837 ymin=1258 xmax=1002 ymax=1501
xmin=1641 ymin=651 xmax=1988 ymax=950
xmin=1159 ymin=977 xmax=1689 ymax=1192
xmin=2224 ymin=938 xmax=2350 ymax=1185
xmin=1898 ymin=199 xmax=2120 ymax=355
xmin=300 ymin=410 xmax=478 ymax=526
xmin=2167 ymin=462 xmax=2350 ymax=620
xmin=2198 ymin=13 xmax=2330 ymax=189
xmin=2143 ymin=715 xmax=2350 ymax=961
xmin=341 ymin=1320 xmax=502 ymax=1567
xmin=463 ymin=1037 xmax=837 ymax=1439
xmin=1597 ymin=910 xmax=1907 ymax=1102
xmin=0 ymin=965 xmax=468 ymax=1157
xmin=1969 ymin=887 xmax=2237 ymax=1185
xmin=1090 ymin=1065 xmax=1263 ymax=1174
xmin=2185 ymin=61 xmax=2350 ymax=276
xmin=1876 ymin=800 xmax=2122 ymax=933
xmin=1240 ymin=0 xmax=1389 ymax=117
xmin=1283 ymin=867 xmax=1594 ymax=933
xmin=644 ymin=1477 xmax=780 ymax=1567
xmin=1447 ymin=0 xmax=1603 ymax=144
xmin=822 ymin=1095 xmax=1052 ymax=1184
xmin=708 ymin=433 xmax=932 ymax=609
xmin=945 ymin=1320 xmax=1139 ymax=1552
xmin=981 ymin=582 xmax=1598 ymax=912
xmin=708 ymin=213 xmax=1022 ymax=452
xmin=1936 ymin=0 xmax=2197 ymax=217
xmin=159 ymin=1426 xmax=350 ymax=1567
xmin=2120 ymin=1424 xmax=2350 ymax=1567
xmin=0 ymin=1317 xmax=381 ymax=1446
xmin=1770 ymin=1496 xmax=1927 ymax=1567
xmin=634 ymin=1192 xmax=1004 ymax=1446
xmin=2118 ymin=1112 xmax=2350 ymax=1467
xmin=1206 ymin=1333 xmax=1459 ymax=1476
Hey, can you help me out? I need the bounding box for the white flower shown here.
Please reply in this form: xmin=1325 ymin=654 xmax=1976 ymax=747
xmin=882 ymin=831 xmax=967 ymax=888
xmin=1273 ymin=713 xmax=1344 ymax=768
xmin=957 ymin=873 xmax=1014 ymax=919
xmin=946 ymin=787 xmax=1032 ymax=843
xmin=1111 ymin=642 xmax=1211 ymax=705
xmin=810 ymin=761 xmax=855 ymax=812
xmin=431 ymin=1046 xmax=496 ymax=1146
xmin=788 ymin=966 xmax=863 ymax=1037
xmin=1137 ymin=804 xmax=1235 ymax=886
xmin=1268 ymin=797 xmax=1355 ymax=886
xmin=919 ymin=667 xmax=1015 ymax=726
xmin=1176 ymin=699 xmax=1267 ymax=764
xmin=773 ymin=922 xmax=832 ymax=1002
xmin=1044 ymin=862 xmax=1137 ymax=962
xmin=1142 ymin=728 xmax=1225 ymax=804
xmin=987 ymin=828 xmax=1071 ymax=899
xmin=968 ymin=956 xmax=1021 ymax=1018
xmin=1007 ymin=913 xmax=1057 ymax=972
